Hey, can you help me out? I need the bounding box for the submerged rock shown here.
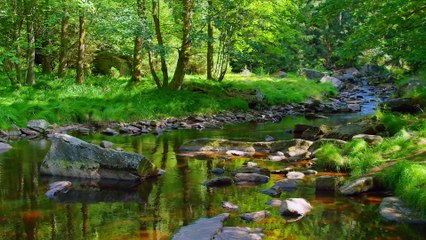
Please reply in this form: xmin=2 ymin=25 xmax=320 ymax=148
xmin=212 ymin=168 xmax=225 ymax=175
xmin=339 ymin=177 xmax=374 ymax=195
xmin=272 ymin=179 xmax=297 ymax=191
xmin=204 ymin=177 xmax=233 ymax=187
xmin=45 ymin=181 xmax=72 ymax=198
xmin=316 ymin=176 xmax=338 ymax=192
xmin=234 ymin=173 xmax=269 ymax=185
xmin=259 ymin=188 xmax=281 ymax=197
xmin=0 ymin=142 xmax=12 ymax=153
xmin=233 ymin=167 xmax=270 ymax=177
xmin=172 ymin=213 xmax=230 ymax=240
xmin=379 ymin=197 xmax=426 ymax=224
xmin=266 ymin=199 xmax=282 ymax=207
xmin=222 ymin=201 xmax=240 ymax=211
xmin=214 ymin=227 xmax=264 ymax=240
xmin=286 ymin=171 xmax=305 ymax=180
xmin=240 ymin=211 xmax=270 ymax=222
xmin=40 ymin=134 xmax=157 ymax=181
xmin=279 ymin=198 xmax=312 ymax=221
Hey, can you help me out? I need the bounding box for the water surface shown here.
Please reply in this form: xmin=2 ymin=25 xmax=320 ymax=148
xmin=1 ymin=115 xmax=425 ymax=240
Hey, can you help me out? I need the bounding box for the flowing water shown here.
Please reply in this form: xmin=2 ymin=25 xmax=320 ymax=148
xmin=1 ymin=90 xmax=425 ymax=240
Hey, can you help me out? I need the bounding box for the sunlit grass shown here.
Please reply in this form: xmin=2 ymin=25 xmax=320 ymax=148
xmin=0 ymin=72 xmax=334 ymax=129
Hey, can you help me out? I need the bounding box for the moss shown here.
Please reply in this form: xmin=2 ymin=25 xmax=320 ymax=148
xmin=45 ymin=159 xmax=100 ymax=171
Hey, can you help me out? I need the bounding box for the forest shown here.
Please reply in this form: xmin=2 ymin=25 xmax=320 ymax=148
xmin=0 ymin=0 xmax=425 ymax=240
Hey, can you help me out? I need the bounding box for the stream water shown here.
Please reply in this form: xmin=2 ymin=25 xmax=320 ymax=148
xmin=1 ymin=86 xmax=425 ymax=240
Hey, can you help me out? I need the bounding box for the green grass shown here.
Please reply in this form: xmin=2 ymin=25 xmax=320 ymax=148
xmin=315 ymin=113 xmax=426 ymax=214
xmin=0 ymin=72 xmax=335 ymax=129
xmin=379 ymin=161 xmax=426 ymax=217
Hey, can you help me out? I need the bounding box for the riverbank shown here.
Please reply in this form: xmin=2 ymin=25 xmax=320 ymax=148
xmin=0 ymin=72 xmax=336 ymax=130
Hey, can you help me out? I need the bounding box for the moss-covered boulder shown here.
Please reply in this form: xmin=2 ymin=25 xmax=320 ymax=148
xmin=40 ymin=134 xmax=157 ymax=181
xmin=92 ymin=51 xmax=132 ymax=76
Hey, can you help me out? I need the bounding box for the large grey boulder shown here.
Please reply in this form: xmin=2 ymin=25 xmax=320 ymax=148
xmin=172 ymin=213 xmax=230 ymax=240
xmin=0 ymin=142 xmax=12 ymax=153
xmin=379 ymin=197 xmax=426 ymax=224
xmin=299 ymin=68 xmax=325 ymax=79
xmin=40 ymin=134 xmax=157 ymax=181
xmin=27 ymin=119 xmax=50 ymax=133
xmin=339 ymin=177 xmax=374 ymax=195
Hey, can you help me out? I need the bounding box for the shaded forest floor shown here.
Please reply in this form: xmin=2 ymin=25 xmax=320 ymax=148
xmin=0 ymin=72 xmax=335 ymax=129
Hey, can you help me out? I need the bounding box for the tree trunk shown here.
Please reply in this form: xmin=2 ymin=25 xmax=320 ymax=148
xmin=25 ymin=1 xmax=35 ymax=86
xmin=131 ymin=0 xmax=146 ymax=83
xmin=15 ymin=19 xmax=23 ymax=84
xmin=41 ymin=43 xmax=52 ymax=74
xmin=13 ymin=0 xmax=23 ymax=84
xmin=131 ymin=35 xmax=143 ymax=83
xmin=41 ymin=0 xmax=52 ymax=74
xmin=206 ymin=0 xmax=214 ymax=80
xmin=58 ymin=6 xmax=69 ymax=78
xmin=170 ymin=0 xmax=193 ymax=90
xmin=76 ymin=14 xmax=85 ymax=84
xmin=152 ymin=0 xmax=168 ymax=87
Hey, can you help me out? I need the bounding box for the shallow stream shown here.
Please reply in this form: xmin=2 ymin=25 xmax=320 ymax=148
xmin=1 ymin=86 xmax=425 ymax=239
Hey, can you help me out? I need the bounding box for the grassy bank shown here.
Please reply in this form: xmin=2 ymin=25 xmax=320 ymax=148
xmin=315 ymin=112 xmax=426 ymax=215
xmin=0 ymin=72 xmax=335 ymax=129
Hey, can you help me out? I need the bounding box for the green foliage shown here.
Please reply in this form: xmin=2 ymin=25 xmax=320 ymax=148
xmin=379 ymin=161 xmax=426 ymax=216
xmin=316 ymin=143 xmax=348 ymax=172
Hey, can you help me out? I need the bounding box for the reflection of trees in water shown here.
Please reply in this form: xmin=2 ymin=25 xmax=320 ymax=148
xmin=66 ymin=204 xmax=74 ymax=240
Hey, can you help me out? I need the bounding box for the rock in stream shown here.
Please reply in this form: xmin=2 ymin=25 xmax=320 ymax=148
xmin=40 ymin=133 xmax=157 ymax=181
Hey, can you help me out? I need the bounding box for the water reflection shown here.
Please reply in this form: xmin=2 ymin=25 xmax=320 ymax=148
xmin=0 ymin=118 xmax=425 ymax=239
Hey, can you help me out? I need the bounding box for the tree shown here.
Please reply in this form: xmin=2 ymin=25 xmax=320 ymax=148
xmin=131 ymin=0 xmax=145 ymax=83
xmin=58 ymin=2 xmax=69 ymax=78
xmin=151 ymin=0 xmax=169 ymax=88
xmin=170 ymin=0 xmax=193 ymax=90
xmin=76 ymin=13 xmax=85 ymax=84
xmin=206 ymin=0 xmax=214 ymax=80
xmin=25 ymin=0 xmax=36 ymax=85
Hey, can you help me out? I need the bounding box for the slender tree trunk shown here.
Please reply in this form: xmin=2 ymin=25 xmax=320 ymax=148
xmin=171 ymin=0 xmax=193 ymax=90
xmin=76 ymin=14 xmax=85 ymax=84
xmin=15 ymin=20 xmax=23 ymax=84
xmin=58 ymin=7 xmax=69 ymax=78
xmin=206 ymin=0 xmax=214 ymax=80
xmin=152 ymin=0 xmax=168 ymax=87
xmin=131 ymin=0 xmax=146 ymax=83
xmin=148 ymin=50 xmax=161 ymax=88
xmin=13 ymin=0 xmax=23 ymax=84
xmin=131 ymin=36 xmax=143 ymax=83
xmin=25 ymin=1 xmax=36 ymax=85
